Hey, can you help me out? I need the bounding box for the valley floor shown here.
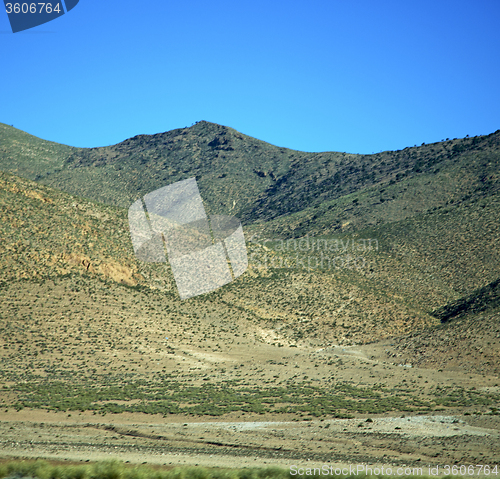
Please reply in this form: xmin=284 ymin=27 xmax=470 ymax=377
xmin=1 ymin=410 xmax=499 ymax=469
xmin=2 ymin=280 xmax=499 ymax=471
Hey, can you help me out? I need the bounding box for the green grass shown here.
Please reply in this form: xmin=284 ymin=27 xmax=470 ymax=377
xmin=5 ymin=371 xmax=499 ymax=417
xmin=0 ymin=460 xmax=487 ymax=479
xmin=2 ymin=375 xmax=441 ymax=417
xmin=0 ymin=460 xmax=289 ymax=479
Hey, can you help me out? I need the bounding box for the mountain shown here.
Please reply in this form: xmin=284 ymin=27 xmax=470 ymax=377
xmin=1 ymin=120 xmax=499 ymax=347
xmin=432 ymin=278 xmax=500 ymax=323
xmin=389 ymin=284 xmax=500 ymax=376
xmin=1 ymin=121 xmax=499 ymax=309
xmin=0 ymin=169 xmax=436 ymax=346
xmin=1 ymin=121 xmax=499 ymax=235
xmin=1 ymin=123 xmax=500 ymax=466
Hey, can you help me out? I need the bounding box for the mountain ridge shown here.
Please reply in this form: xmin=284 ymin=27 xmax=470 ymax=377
xmin=1 ymin=121 xmax=499 ymax=235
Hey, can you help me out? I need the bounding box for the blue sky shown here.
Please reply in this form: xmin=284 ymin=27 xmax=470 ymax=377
xmin=1 ymin=0 xmax=499 ymax=154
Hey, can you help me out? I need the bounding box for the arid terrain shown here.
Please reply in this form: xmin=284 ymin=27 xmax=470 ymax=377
xmin=1 ymin=282 xmax=499 ymax=468
xmin=1 ymin=123 xmax=499 ymax=470
xmin=1 ymin=410 xmax=499 ymax=469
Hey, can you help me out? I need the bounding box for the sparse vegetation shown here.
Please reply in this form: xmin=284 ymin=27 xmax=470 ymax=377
xmin=0 ymin=123 xmax=499 ymax=466
xmin=0 ymin=460 xmax=290 ymax=479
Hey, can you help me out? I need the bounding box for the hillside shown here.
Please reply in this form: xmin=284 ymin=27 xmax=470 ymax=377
xmin=1 ymin=121 xmax=499 ymax=340
xmin=0 ymin=122 xmax=74 ymax=179
xmin=433 ymin=278 xmax=500 ymax=323
xmin=0 ymin=170 xmax=436 ymax=346
xmin=382 ymin=279 xmax=500 ymax=376
xmin=1 ymin=124 xmax=499 ymax=466
xmin=1 ymin=168 xmax=498 ymax=380
xmin=1 ymin=121 xmax=499 ymax=235
xmin=388 ymin=307 xmax=500 ymax=376
xmin=1 ymin=122 xmax=499 ymax=340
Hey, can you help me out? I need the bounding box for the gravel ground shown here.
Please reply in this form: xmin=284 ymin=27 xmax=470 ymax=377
xmin=1 ymin=411 xmax=499 ymax=470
